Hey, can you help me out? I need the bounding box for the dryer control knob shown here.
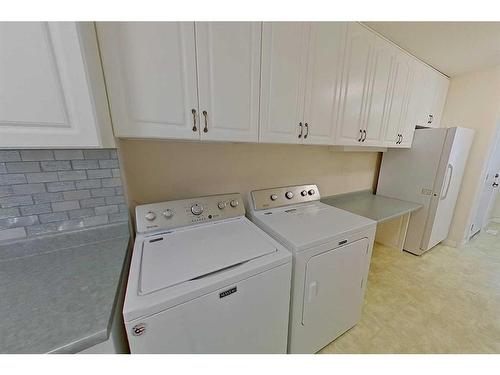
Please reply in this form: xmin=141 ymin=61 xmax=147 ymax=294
xmin=230 ymin=200 xmax=239 ymax=208
xmin=145 ymin=211 xmax=156 ymax=221
xmin=301 ymin=190 xmax=308 ymax=196
xmin=163 ymin=209 xmax=174 ymax=219
xmin=270 ymin=194 xmax=278 ymax=201
xmin=285 ymin=191 xmax=294 ymax=199
xmin=217 ymin=201 xmax=226 ymax=209
xmin=191 ymin=204 xmax=204 ymax=215
xmin=308 ymin=189 xmax=316 ymax=196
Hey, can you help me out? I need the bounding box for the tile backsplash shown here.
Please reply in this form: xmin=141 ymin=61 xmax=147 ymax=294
xmin=0 ymin=149 xmax=129 ymax=242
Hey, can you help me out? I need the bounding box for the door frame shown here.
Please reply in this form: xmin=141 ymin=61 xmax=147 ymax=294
xmin=466 ymin=120 xmax=500 ymax=241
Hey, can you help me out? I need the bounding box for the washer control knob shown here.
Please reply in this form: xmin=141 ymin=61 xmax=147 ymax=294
xmin=217 ymin=201 xmax=226 ymax=209
xmin=308 ymin=189 xmax=316 ymax=196
xmin=301 ymin=190 xmax=308 ymax=197
xmin=285 ymin=191 xmax=294 ymax=199
xmin=270 ymin=194 xmax=278 ymax=201
xmin=163 ymin=209 xmax=174 ymax=219
xmin=191 ymin=203 xmax=203 ymax=215
xmin=230 ymin=200 xmax=239 ymax=208
xmin=145 ymin=211 xmax=156 ymax=221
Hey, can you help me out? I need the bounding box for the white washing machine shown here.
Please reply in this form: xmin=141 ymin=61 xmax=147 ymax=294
xmin=248 ymin=185 xmax=377 ymax=353
xmin=124 ymin=193 xmax=292 ymax=353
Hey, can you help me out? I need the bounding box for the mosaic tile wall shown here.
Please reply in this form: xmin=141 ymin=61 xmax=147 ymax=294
xmin=0 ymin=149 xmax=129 ymax=242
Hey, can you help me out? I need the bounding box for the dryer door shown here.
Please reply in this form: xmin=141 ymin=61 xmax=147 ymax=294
xmin=301 ymin=238 xmax=369 ymax=349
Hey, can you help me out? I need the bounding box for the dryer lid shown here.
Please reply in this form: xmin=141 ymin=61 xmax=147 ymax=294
xmin=253 ymin=202 xmax=375 ymax=251
xmin=139 ymin=218 xmax=277 ymax=295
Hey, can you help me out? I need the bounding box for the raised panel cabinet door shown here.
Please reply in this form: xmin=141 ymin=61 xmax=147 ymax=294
xmin=302 ymin=22 xmax=347 ymax=146
xmin=383 ymin=50 xmax=412 ymax=146
xmin=97 ymin=22 xmax=199 ymax=140
xmin=260 ymin=22 xmax=310 ymax=144
xmin=397 ymin=53 xmax=418 ymax=148
xmin=413 ymin=63 xmax=438 ymax=127
xmin=0 ymin=22 xmax=105 ymax=147
xmin=335 ymin=23 xmax=374 ymax=146
xmin=362 ymin=36 xmax=395 ymax=146
xmin=430 ymin=72 xmax=449 ymax=127
xmin=195 ymin=22 xmax=261 ymax=142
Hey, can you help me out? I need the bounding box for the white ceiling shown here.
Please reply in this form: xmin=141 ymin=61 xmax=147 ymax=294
xmin=364 ymin=22 xmax=500 ymax=77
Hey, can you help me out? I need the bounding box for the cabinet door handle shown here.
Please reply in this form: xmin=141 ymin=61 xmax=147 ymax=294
xmin=202 ymin=110 xmax=208 ymax=133
xmin=304 ymin=123 xmax=309 ymax=139
xmin=298 ymin=122 xmax=303 ymax=138
xmin=362 ymin=130 xmax=367 ymax=142
xmin=427 ymin=115 xmax=432 ymax=124
xmin=400 ymin=134 xmax=404 ymax=144
xmin=358 ymin=129 xmax=363 ymax=142
xmin=429 ymin=114 xmax=434 ymax=124
xmin=191 ymin=109 xmax=197 ymax=132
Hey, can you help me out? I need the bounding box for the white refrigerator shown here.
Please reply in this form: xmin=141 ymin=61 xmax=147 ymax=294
xmin=377 ymin=127 xmax=474 ymax=255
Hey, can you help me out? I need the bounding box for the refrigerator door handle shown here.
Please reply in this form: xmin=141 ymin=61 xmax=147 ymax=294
xmin=441 ymin=164 xmax=454 ymax=200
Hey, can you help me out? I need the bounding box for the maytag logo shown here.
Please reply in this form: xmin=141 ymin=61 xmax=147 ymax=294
xmin=219 ymin=286 xmax=237 ymax=299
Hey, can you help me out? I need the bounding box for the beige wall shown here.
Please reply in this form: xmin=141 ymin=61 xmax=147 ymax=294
xmin=118 ymin=140 xmax=380 ymax=213
xmin=441 ymin=65 xmax=500 ymax=244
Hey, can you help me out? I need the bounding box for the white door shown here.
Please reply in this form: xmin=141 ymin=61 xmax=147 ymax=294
xmin=259 ymin=22 xmax=309 ymax=144
xmin=302 ymin=22 xmax=347 ymax=145
xmin=470 ymin=125 xmax=500 ymax=237
xmin=0 ymin=22 xmax=106 ymax=147
xmin=335 ymin=23 xmax=374 ymax=146
xmin=195 ymin=22 xmax=261 ymax=142
xmin=362 ymin=36 xmax=395 ymax=146
xmin=383 ymin=50 xmax=412 ymax=147
xmin=97 ymin=22 xmax=199 ymax=140
xmin=126 ymin=264 xmax=291 ymax=354
xmin=301 ymin=238 xmax=369 ymax=351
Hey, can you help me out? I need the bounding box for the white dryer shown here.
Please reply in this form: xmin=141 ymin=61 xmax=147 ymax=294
xmin=124 ymin=193 xmax=292 ymax=353
xmin=248 ymin=185 xmax=377 ymax=353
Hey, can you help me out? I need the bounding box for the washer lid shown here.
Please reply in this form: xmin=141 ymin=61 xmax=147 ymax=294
xmin=140 ymin=219 xmax=277 ymax=295
xmin=253 ymin=202 xmax=376 ymax=251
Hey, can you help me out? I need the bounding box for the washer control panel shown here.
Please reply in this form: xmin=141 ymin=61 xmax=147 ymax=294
xmin=136 ymin=193 xmax=244 ymax=234
xmin=251 ymin=184 xmax=320 ymax=211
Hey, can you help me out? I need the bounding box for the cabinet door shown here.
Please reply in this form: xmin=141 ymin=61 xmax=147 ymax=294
xmin=97 ymin=22 xmax=199 ymax=140
xmin=260 ymin=22 xmax=309 ymax=144
xmin=362 ymin=36 xmax=395 ymax=146
xmin=383 ymin=50 xmax=412 ymax=146
xmin=412 ymin=64 xmax=438 ymax=127
xmin=195 ymin=22 xmax=261 ymax=142
xmin=430 ymin=72 xmax=449 ymax=127
xmin=302 ymin=22 xmax=347 ymax=145
xmin=0 ymin=22 xmax=106 ymax=148
xmin=335 ymin=23 xmax=374 ymax=146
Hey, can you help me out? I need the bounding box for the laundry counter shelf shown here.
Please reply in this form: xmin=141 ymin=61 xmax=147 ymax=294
xmin=322 ymin=190 xmax=422 ymax=251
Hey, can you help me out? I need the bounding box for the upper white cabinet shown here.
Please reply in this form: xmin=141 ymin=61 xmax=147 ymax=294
xmin=97 ymin=22 xmax=199 ymax=140
xmin=98 ymin=22 xmax=261 ymax=143
xmin=383 ymin=50 xmax=414 ymax=147
xmin=95 ymin=21 xmax=449 ymax=149
xmin=259 ymin=22 xmax=309 ymax=144
xmin=0 ymin=22 xmax=114 ymax=148
xmin=195 ymin=22 xmax=261 ymax=142
xmin=362 ymin=36 xmax=395 ymax=146
xmin=412 ymin=63 xmax=449 ymax=128
xmin=260 ymin=22 xmax=346 ymax=145
xmin=303 ymin=22 xmax=347 ymax=145
xmin=335 ymin=23 xmax=374 ymax=146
